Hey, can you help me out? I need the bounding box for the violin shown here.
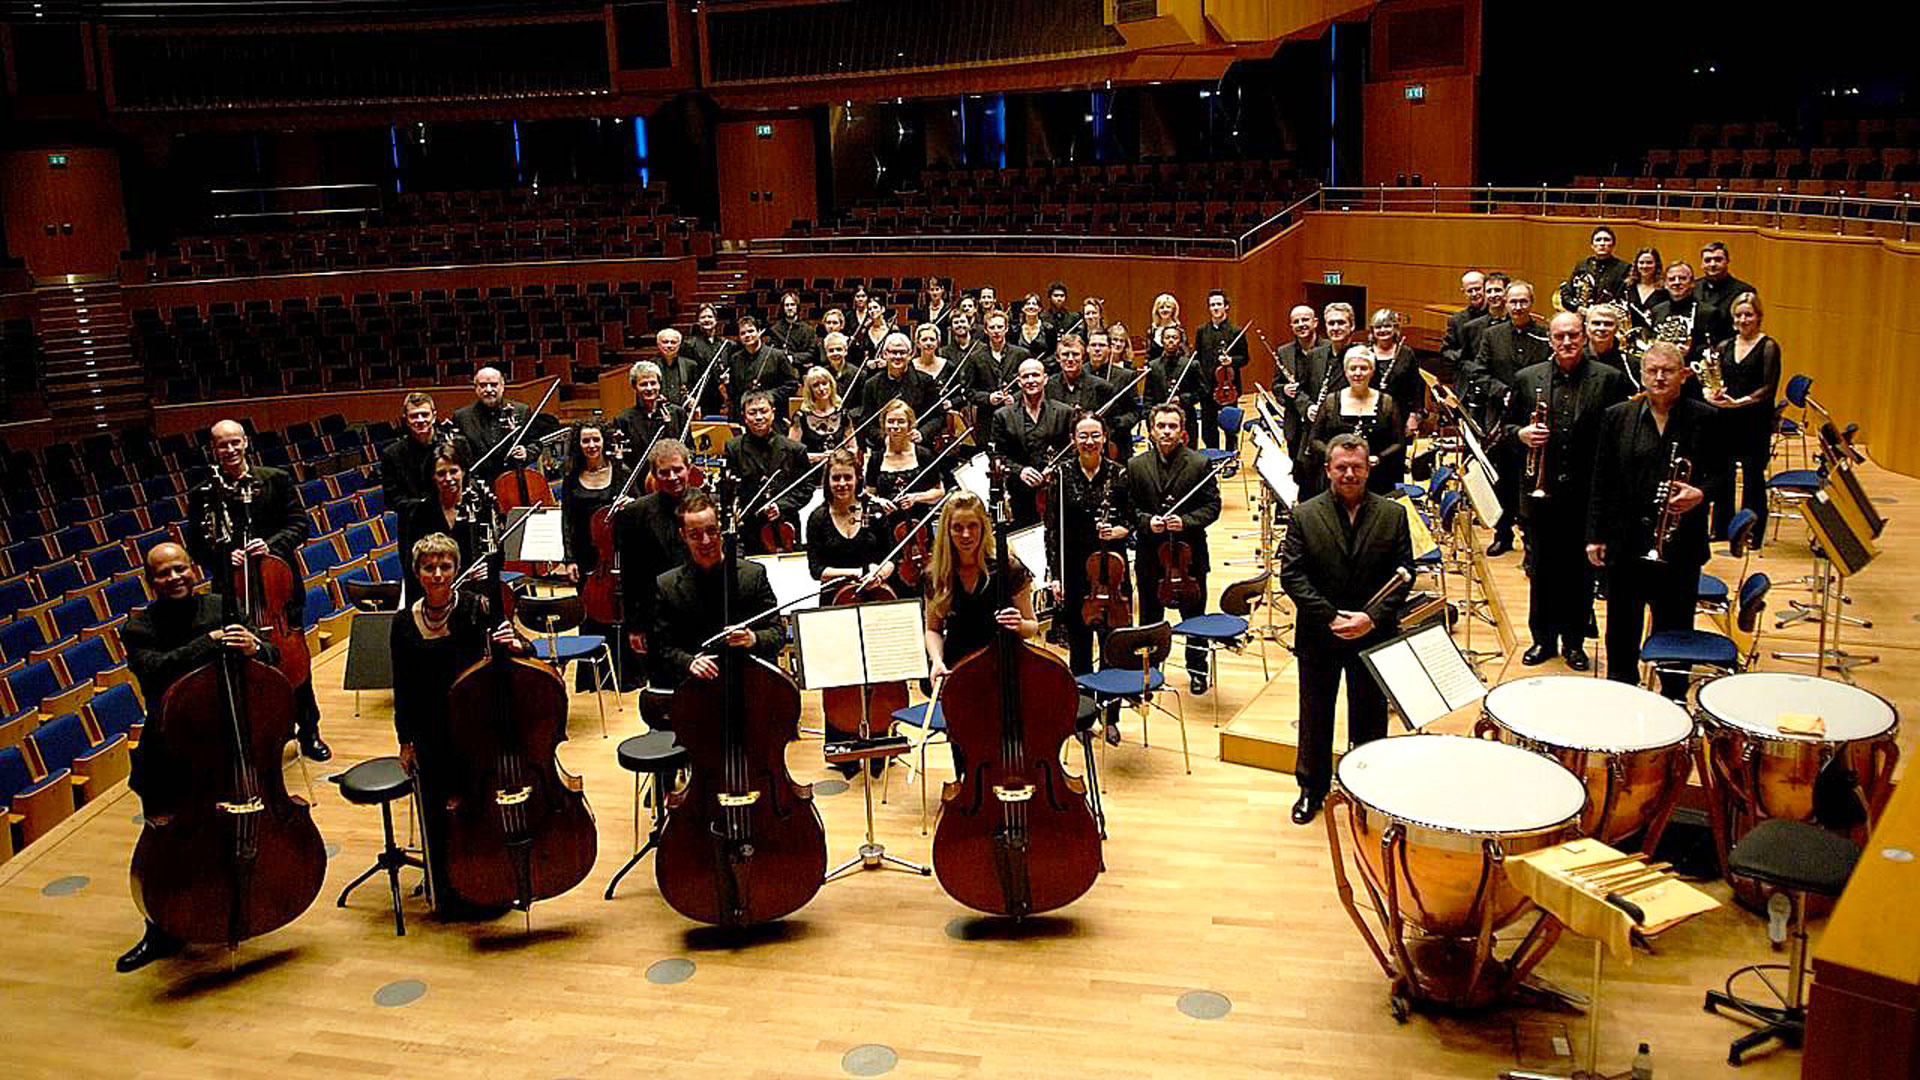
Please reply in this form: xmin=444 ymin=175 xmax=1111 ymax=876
xmin=656 ymin=471 xmax=827 ymax=926
xmin=132 ymin=512 xmax=325 ymax=948
xmin=1155 ymin=533 xmax=1201 ymax=609
xmin=931 ymin=458 xmax=1102 ymax=916
xmin=228 ymin=477 xmax=311 ymax=690
xmin=1212 ymin=360 xmax=1238 ymax=406
xmin=582 ymin=429 xmax=636 ymax=627
xmin=892 ymin=515 xmax=931 ymax=588
xmin=759 ymin=518 xmax=798 ymax=554
xmin=1080 ymin=473 xmax=1131 ymax=631
xmin=441 ymin=502 xmax=597 ymax=912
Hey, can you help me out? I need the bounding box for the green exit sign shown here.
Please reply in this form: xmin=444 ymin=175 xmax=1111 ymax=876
xmin=755 ymin=123 xmax=774 ymax=138
xmin=1323 ymin=272 xmax=1343 ymax=285
xmin=1404 ymin=84 xmax=1426 ymax=102
xmin=47 ymin=153 xmax=68 ymax=167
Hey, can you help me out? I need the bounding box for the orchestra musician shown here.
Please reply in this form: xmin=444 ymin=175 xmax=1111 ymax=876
xmin=1080 ymin=296 xmax=1107 ymax=337
xmin=810 ymin=448 xmax=896 ymax=590
xmin=856 ymin=330 xmax=945 ymax=448
xmin=614 ymin=359 xmax=688 ymax=454
xmin=1013 ymin=293 xmax=1055 ymax=364
xmin=399 ymin=443 xmax=485 ymax=607
xmin=1042 ymin=281 xmax=1075 ymax=337
xmin=911 ymin=322 xmax=951 ymax=386
xmin=866 ymin=400 xmax=947 ymax=575
xmin=1318 ymin=301 xmax=1357 ymax=382
xmin=390 ymin=532 xmax=530 ymax=921
xmin=1192 ymin=289 xmax=1248 ymax=450
xmin=982 ymin=310 xmax=1030 ymax=389
xmin=1145 ymin=292 xmax=1182 ymax=365
xmin=1707 ymin=292 xmax=1781 ymax=544
xmin=649 ymin=326 xmax=699 ymax=407
xmin=924 ymin=490 xmax=1039 ymax=695
xmin=1046 ymin=333 xmax=1113 ymax=421
xmin=817 ymin=311 xmax=856 ymax=394
xmin=683 ymin=303 xmax=725 ymax=374
xmin=790 ymin=365 xmax=852 ymax=464
xmin=1464 ymin=280 xmax=1551 ymax=557
xmin=1587 ymin=342 xmax=1724 ymax=700
xmin=1622 ymin=248 xmax=1669 ymax=331
xmin=914 ymin=276 xmax=953 ymax=341
xmin=451 ymin=366 xmax=560 ymax=484
xmin=1275 ymin=304 xmax=1325 ymax=457
xmin=1452 ymin=272 xmax=1507 ymax=380
xmin=1146 ymin=323 xmax=1203 ymax=439
xmin=1361 ymin=308 xmax=1424 ymax=443
xmin=1649 ymin=261 xmax=1706 ymax=362
xmin=646 ymin=491 xmax=783 ymax=692
xmin=1438 ymin=270 xmax=1487 ymax=386
xmin=1083 ymin=327 xmax=1140 ymax=447
xmin=1127 ymin=403 xmax=1221 ymax=694
xmin=614 ymin=437 xmax=695 ymax=664
xmin=1693 ymin=241 xmax=1756 ymax=346
xmin=115 ymin=541 xmax=279 ymax=973
xmin=1280 ymin=434 xmax=1415 ymax=825
xmin=975 ymin=284 xmax=1001 ymax=330
xmin=1045 ymin=411 xmax=1134 ymax=742
xmin=938 ymin=313 xmax=987 ymax=421
xmin=1307 ymin=348 xmax=1407 ymax=496
xmin=187 ymin=419 xmax=328 ymax=761
xmin=557 ymin=420 xmax=626 ymax=690
xmin=726 ymin=390 xmax=812 ymax=555
xmin=1507 ymin=311 xmax=1631 ymax=670
xmin=1558 ymin=225 xmax=1631 ymax=311
xmin=379 ymin=392 xmax=446 ymax=528
xmin=991 ymin=357 xmax=1074 ymax=527
xmin=1583 ymin=303 xmax=1630 ymax=380
xmin=768 ymin=290 xmax=820 ymax=369
xmin=724 ymin=316 xmax=798 ymax=422
xmin=851 ymin=298 xmax=892 ymax=372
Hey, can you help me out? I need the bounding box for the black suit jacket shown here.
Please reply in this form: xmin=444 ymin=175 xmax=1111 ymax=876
xmin=1439 ymin=306 xmax=1486 ymax=381
xmin=1280 ymin=490 xmax=1415 ymax=653
xmin=124 ymin=594 xmax=279 ymax=806
xmin=1465 ymin=318 xmax=1552 ymax=407
xmin=1125 ymin=445 xmax=1222 ymax=571
xmin=451 ymin=400 xmax=560 ymax=483
xmin=1588 ymin=397 xmax=1726 ymax=567
xmin=648 ymin=559 xmax=782 ymax=689
xmin=991 ymin=398 xmax=1075 ymax=470
xmin=186 ymin=465 xmax=310 ymax=616
xmin=1501 ymin=357 xmax=1631 ymax=520
xmin=615 ymin=491 xmax=687 ymax=628
xmin=378 ymin=434 xmax=440 ymax=526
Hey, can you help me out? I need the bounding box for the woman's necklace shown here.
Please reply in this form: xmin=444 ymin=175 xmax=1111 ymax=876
xmin=421 ymin=597 xmax=454 ymax=633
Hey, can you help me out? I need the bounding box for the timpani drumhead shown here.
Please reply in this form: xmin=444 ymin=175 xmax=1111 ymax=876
xmin=1484 ymin=676 xmax=1693 ymax=753
xmin=1699 ymin=673 xmax=1898 ymax=743
xmin=1337 ymin=734 xmax=1586 ymax=835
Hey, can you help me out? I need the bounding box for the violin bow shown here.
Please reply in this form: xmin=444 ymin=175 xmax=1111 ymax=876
xmin=469 ymin=376 xmax=562 ymax=477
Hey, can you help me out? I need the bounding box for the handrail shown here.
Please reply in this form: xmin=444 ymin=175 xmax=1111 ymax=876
xmin=745 ymin=232 xmax=1240 ymax=259
xmin=1315 ymin=183 xmax=1916 ymax=241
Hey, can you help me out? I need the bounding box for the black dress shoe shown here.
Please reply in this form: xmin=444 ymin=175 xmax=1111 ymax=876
xmin=1486 ymin=536 xmax=1514 ymax=557
xmin=115 ymin=927 xmax=183 ymax=973
xmin=1291 ymin=792 xmax=1323 ymax=826
xmin=298 ymin=733 xmax=332 ymax=762
xmin=1190 ymin=674 xmax=1209 ymax=696
xmin=1562 ymin=646 xmax=1591 ymax=672
xmin=1521 ymin=644 xmax=1555 ymax=666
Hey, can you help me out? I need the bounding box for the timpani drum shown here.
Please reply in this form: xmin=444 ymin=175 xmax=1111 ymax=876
xmin=1697 ymin=673 xmax=1899 ymax=907
xmin=1327 ymin=734 xmax=1587 ymax=1014
xmin=1479 ymin=677 xmax=1694 ymax=851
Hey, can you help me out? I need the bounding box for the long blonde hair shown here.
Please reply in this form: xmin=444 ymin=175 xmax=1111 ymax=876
xmin=926 ymin=491 xmax=994 ymax=624
xmin=1150 ymin=293 xmax=1180 ymax=329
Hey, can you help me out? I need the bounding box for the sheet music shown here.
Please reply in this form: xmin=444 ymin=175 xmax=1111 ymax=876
xmin=1368 ymin=643 xmax=1448 ymax=726
xmin=1460 ymin=456 xmax=1502 ymax=528
xmin=517 ymin=507 xmax=568 ymax=562
xmin=1408 ymin=623 xmax=1485 ymax=710
xmin=794 ymin=606 xmax=864 ymax=688
xmin=1250 ymin=426 xmax=1299 ymax=507
xmin=859 ymin=599 xmax=931 ymax=682
xmin=748 ymin=552 xmax=821 ymax=611
xmin=955 ymin=453 xmax=992 ymax=502
xmin=1006 ymin=524 xmax=1047 ymax=583
xmin=793 ymin=598 xmax=930 ymax=689
xmin=1393 ymin=495 xmax=1439 ymax=560
xmin=1459 ymin=418 xmax=1497 ymax=485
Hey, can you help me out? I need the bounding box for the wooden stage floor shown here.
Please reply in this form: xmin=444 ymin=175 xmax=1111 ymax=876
xmin=1 ymin=438 xmax=1906 ymax=1079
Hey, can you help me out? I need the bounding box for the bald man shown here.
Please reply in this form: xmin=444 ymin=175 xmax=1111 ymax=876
xmin=116 ymin=541 xmax=280 ymax=973
xmin=185 ymin=419 xmax=326 ymax=759
xmin=450 ymin=366 xmax=560 ymax=483
xmin=1275 ymin=303 xmax=1325 ymax=456
xmin=991 ymin=357 xmax=1074 ymax=527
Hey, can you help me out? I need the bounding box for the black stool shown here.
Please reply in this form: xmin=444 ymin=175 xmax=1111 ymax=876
xmin=331 ymin=756 xmax=429 ymax=936
xmin=603 ymin=730 xmax=688 ymax=900
xmin=1705 ymin=818 xmax=1860 ymax=1065
xmin=1073 ymin=693 xmax=1106 ymax=838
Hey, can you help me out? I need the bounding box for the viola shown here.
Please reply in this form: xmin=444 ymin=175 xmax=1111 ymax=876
xmin=1080 ymin=475 xmax=1131 ymax=631
xmin=931 ymin=458 xmax=1102 ymax=916
xmin=229 ymin=480 xmax=311 ymax=689
xmin=1212 ymin=361 xmax=1238 ymax=406
xmin=758 ymin=517 xmax=798 ymax=554
xmin=441 ymin=505 xmax=597 ymax=912
xmin=581 ymin=436 xmax=635 ymax=627
xmin=656 ymin=474 xmax=827 ymax=926
xmin=130 ymin=616 xmax=325 ymax=947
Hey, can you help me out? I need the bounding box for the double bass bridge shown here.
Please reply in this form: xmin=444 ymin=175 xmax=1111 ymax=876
xmin=717 ymin=791 xmax=762 ymax=808
xmin=215 ymin=797 xmax=265 ymax=815
xmin=990 ymin=784 xmax=1035 ymax=803
xmin=493 ymin=786 xmax=533 ymax=806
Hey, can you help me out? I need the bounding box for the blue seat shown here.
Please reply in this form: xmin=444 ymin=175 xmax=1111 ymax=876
xmin=35 ymin=559 xmax=86 ymax=599
xmin=28 ymin=712 xmax=92 ymax=773
xmin=317 ymin=498 xmax=361 ymax=535
xmin=1767 ymin=469 xmax=1821 ymax=491
xmin=84 ymin=543 xmax=134 ymax=581
xmin=1395 ymin=483 xmax=1426 ymax=500
xmin=1638 ymin=630 xmax=1740 ymax=669
xmin=342 ymin=521 xmax=380 ymax=561
xmin=298 ymin=535 xmax=344 ymax=579
xmin=59 ymin=636 xmax=123 ymax=687
xmin=303 ymin=582 xmax=342 ymax=631
xmin=260 ymin=445 xmax=295 ymax=468
xmin=373 ymin=548 xmax=402 ymax=583
xmin=1697 ymin=573 xmax=1731 ymax=604
xmin=7 ymin=659 xmax=78 ymax=716
xmin=0 ymin=616 xmax=49 ymax=664
xmin=54 ymin=522 xmax=102 ymax=556
xmin=296 ymin=478 xmax=333 ymax=507
xmin=128 ymin=528 xmax=172 ymax=561
xmin=890 ymin=702 xmax=947 ymax=733
xmin=332 ymin=469 xmax=367 ymax=496
xmin=100 ymin=510 xmax=145 ymax=542
xmin=48 ymin=594 xmax=102 ymax=640
xmin=0 ymin=575 xmax=38 ymax=621
xmin=4 ymin=538 xmax=57 ymax=575
xmin=888 ymin=702 xmax=950 ymax=832
xmin=101 ymin=484 xmax=143 ymax=513
xmin=1075 ymin=620 xmax=1190 ymax=771
xmin=1076 ymin=666 xmax=1167 ymax=695
xmin=30 ymin=710 xmax=124 ymax=805
xmin=86 ymin=683 xmax=145 ymax=741
xmin=359 ymin=487 xmax=386 ymax=517
xmin=148 ymin=497 xmax=185 ymax=528
xmin=0 ymin=743 xmax=71 ymax=844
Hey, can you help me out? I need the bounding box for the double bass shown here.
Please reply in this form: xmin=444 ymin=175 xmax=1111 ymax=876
xmin=131 ymin=560 xmax=325 ymax=949
xmin=441 ymin=505 xmax=597 ymax=912
xmin=227 ymin=475 xmax=311 ymax=691
xmin=655 ymin=472 xmax=827 ymax=926
xmin=931 ymin=460 xmax=1102 ymax=917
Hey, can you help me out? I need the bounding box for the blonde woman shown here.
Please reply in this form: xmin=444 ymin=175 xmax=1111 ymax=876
xmin=923 ymin=491 xmax=1036 ymax=683
xmin=1146 ymin=292 xmax=1182 ymax=363
xmin=790 ymin=365 xmax=850 ymax=463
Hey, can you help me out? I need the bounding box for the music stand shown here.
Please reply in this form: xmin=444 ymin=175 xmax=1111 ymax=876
xmin=1774 ymin=482 xmax=1880 ymax=683
xmin=793 ymin=598 xmax=932 ymax=882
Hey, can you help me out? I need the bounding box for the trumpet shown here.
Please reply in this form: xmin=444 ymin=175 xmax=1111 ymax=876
xmin=1644 ymin=442 xmax=1693 ymax=563
xmin=1523 ymin=391 xmax=1551 ymax=500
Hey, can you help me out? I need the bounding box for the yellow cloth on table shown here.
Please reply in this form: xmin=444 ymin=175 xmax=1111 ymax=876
xmin=1505 ymin=839 xmax=1720 ymax=964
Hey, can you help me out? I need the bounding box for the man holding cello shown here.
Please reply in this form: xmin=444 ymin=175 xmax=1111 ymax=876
xmin=185 ymin=419 xmax=329 ymax=762
xmin=116 ymin=541 xmax=278 ymax=972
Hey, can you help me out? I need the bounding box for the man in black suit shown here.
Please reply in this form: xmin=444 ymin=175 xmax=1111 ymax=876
xmin=856 ymin=331 xmax=944 ymax=447
xmin=1275 ymin=304 xmax=1324 ymax=457
xmin=1438 ymin=270 xmax=1486 ymax=386
xmin=617 ymin=438 xmax=694 ymax=671
xmin=1693 ymin=241 xmax=1755 ymax=346
xmin=115 ymin=540 xmax=281 ymax=973
xmin=728 ymin=390 xmax=813 ymax=555
xmin=1127 ymin=403 xmax=1222 ymax=693
xmin=992 ymin=357 xmax=1075 ymax=527
xmin=1045 ymin=334 xmax=1114 ymax=418
xmin=1464 ymin=279 xmax=1552 ymax=555
xmin=1649 ymin=261 xmax=1709 ymax=363
xmin=186 ymin=419 xmax=328 ymax=761
xmin=649 ymin=327 xmax=700 ymax=408
xmin=1587 ymin=342 xmax=1725 ymax=699
xmin=1506 ymin=312 xmax=1631 ymax=670
xmin=725 ymin=315 xmax=797 ymax=422
xmin=768 ymin=290 xmax=820 ymax=370
xmin=1191 ymin=289 xmax=1248 ymax=450
xmin=379 ymin=392 xmax=443 ymax=526
xmin=1279 ymin=433 xmax=1414 ymax=825
xmin=647 ymin=491 xmax=784 ymax=691
xmin=451 ymin=366 xmax=560 ymax=484
xmin=981 ymin=310 xmax=1030 ymax=387
xmin=1453 ymin=271 xmax=1509 ymax=384
xmin=1558 ymin=226 xmax=1632 ymax=312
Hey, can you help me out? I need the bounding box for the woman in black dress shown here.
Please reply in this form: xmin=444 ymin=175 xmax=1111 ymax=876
xmin=1043 ymin=412 xmax=1133 ymax=743
xmin=558 ymin=420 xmax=625 ymax=690
xmin=1623 ymin=247 xmax=1670 ymax=333
xmin=914 ymin=276 xmax=952 ymax=342
xmin=1307 ymin=348 xmax=1406 ymax=496
xmin=390 ymin=532 xmax=530 ymax=921
xmin=400 ymin=443 xmax=485 ymax=604
xmin=1013 ymin=293 xmax=1054 ymax=362
xmin=923 ymin=490 xmax=1038 ymax=684
xmin=865 ymin=400 xmax=947 ymax=592
xmin=1707 ymin=291 xmax=1782 ymax=543
xmin=808 ymin=449 xmax=894 ymax=588
xmin=790 ymin=365 xmax=851 ymax=464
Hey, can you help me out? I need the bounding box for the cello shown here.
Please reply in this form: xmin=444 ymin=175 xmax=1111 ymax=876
xmin=226 ymin=475 xmax=311 ymax=691
xmin=656 ymin=472 xmax=827 ymax=926
xmin=131 ymin=561 xmax=325 ymax=949
xmin=931 ymin=460 xmax=1102 ymax=917
xmin=441 ymin=504 xmax=597 ymax=913
xmin=583 ymin=423 xmax=657 ymax=627
xmin=483 ymin=378 xmax=563 ymax=514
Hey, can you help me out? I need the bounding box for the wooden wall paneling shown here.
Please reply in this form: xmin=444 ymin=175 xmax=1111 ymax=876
xmin=715 ymin=118 xmax=817 ymax=240
xmin=151 ymin=376 xmax=555 ymax=439
xmin=2 ymin=147 xmax=131 ymax=279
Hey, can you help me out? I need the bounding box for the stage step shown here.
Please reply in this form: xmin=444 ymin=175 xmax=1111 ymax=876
xmin=34 ymin=281 xmax=149 ymax=439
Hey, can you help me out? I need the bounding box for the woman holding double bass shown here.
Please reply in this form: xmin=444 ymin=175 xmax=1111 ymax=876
xmin=1044 ymin=411 xmax=1133 ymax=745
